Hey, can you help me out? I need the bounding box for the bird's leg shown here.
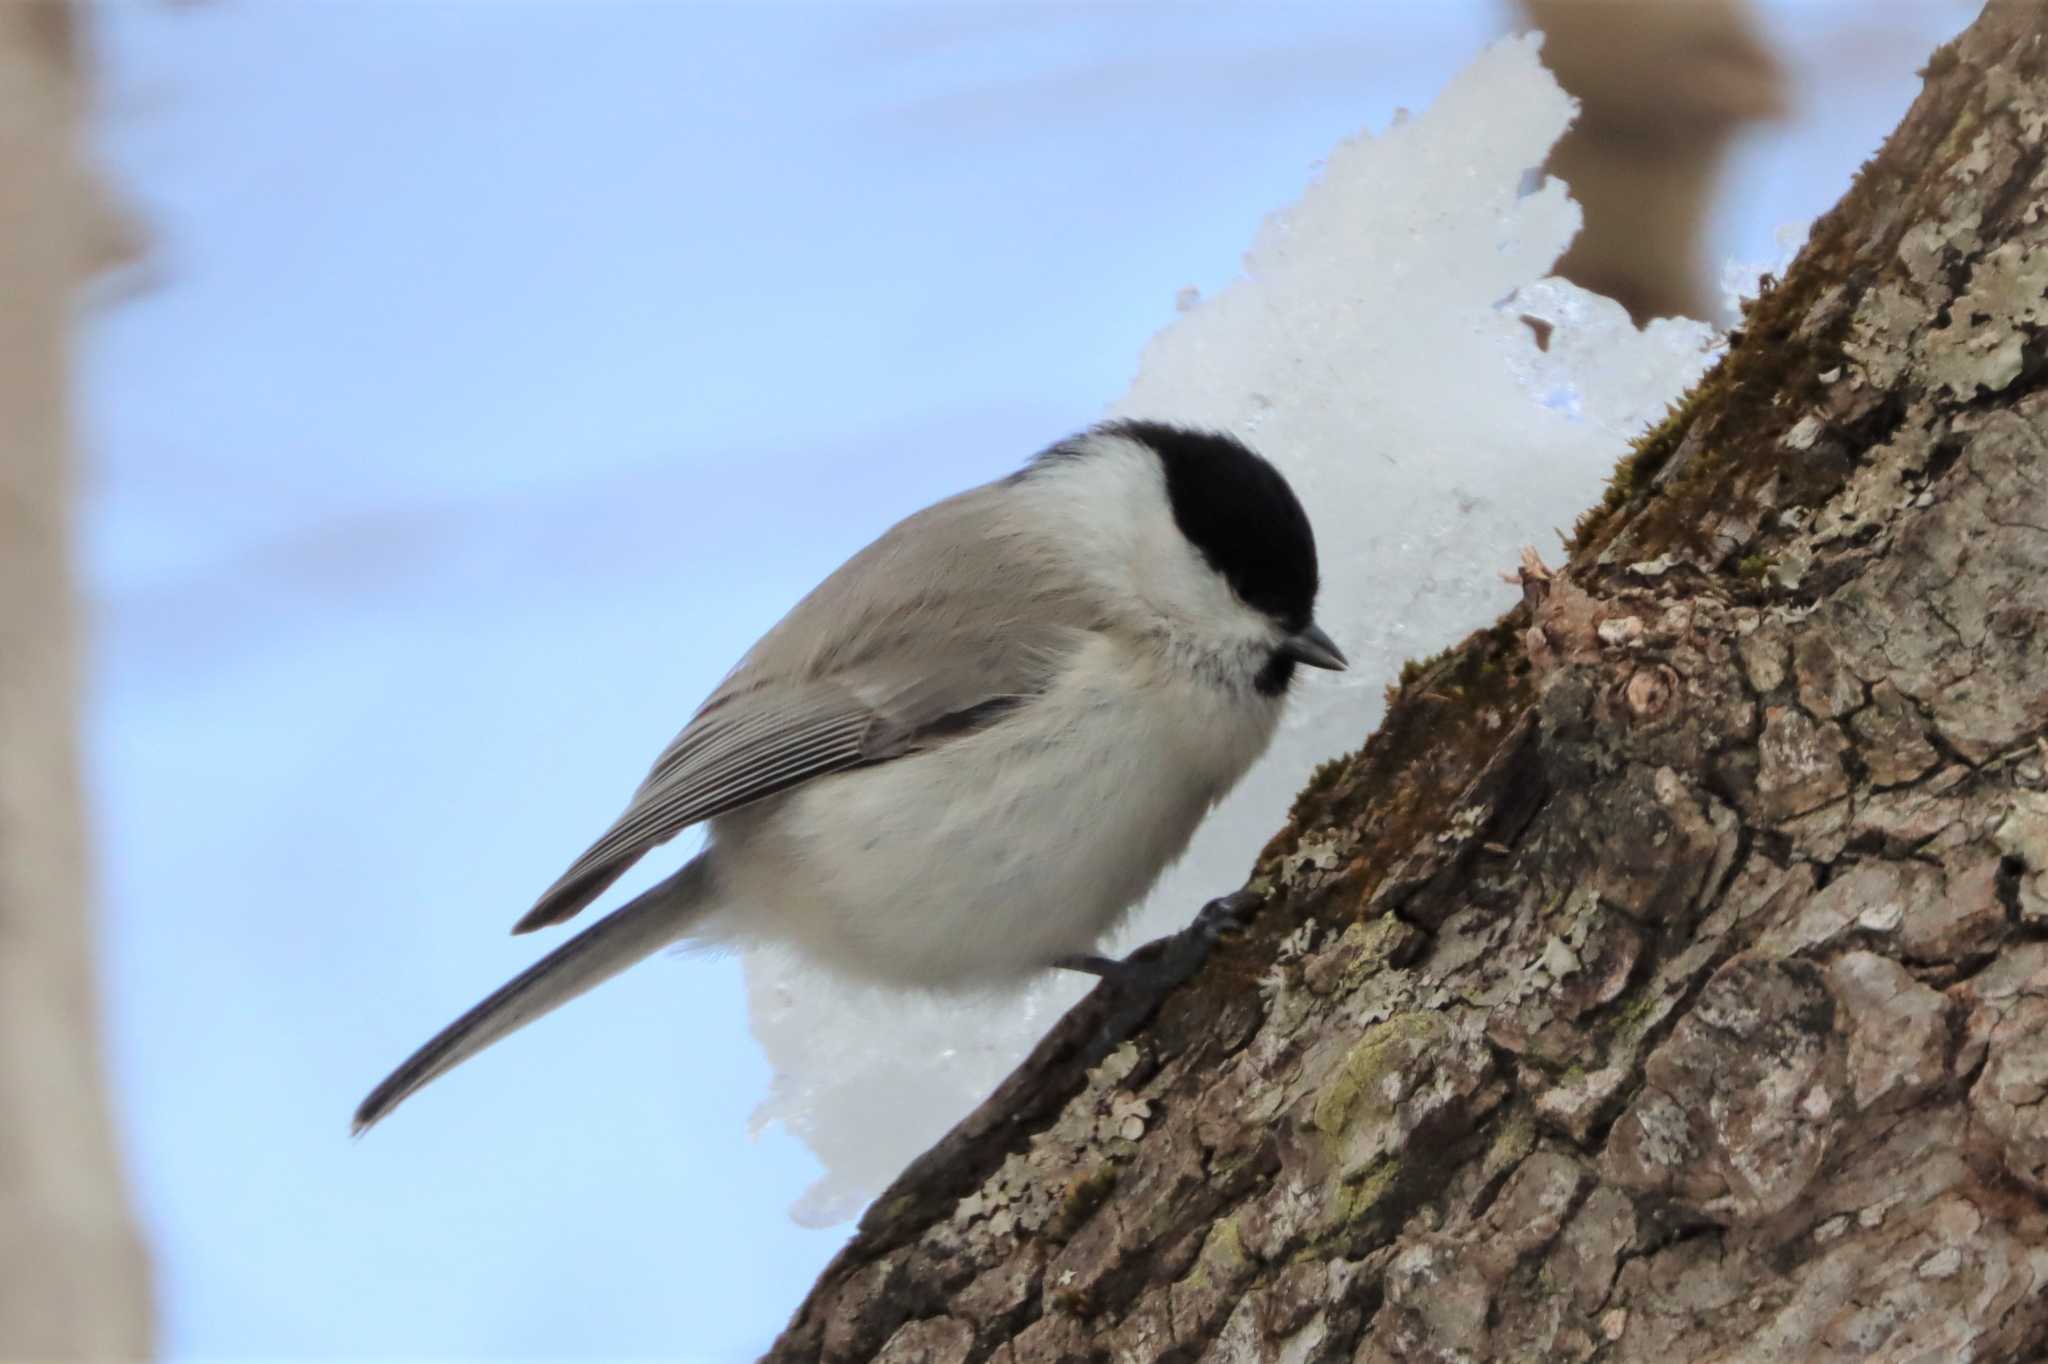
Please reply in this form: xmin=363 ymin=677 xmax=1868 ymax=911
xmin=1052 ymin=887 xmax=1265 ymax=989
xmin=1053 ymin=888 xmax=1266 ymax=1057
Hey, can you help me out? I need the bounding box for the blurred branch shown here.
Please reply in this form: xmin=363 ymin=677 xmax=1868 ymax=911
xmin=0 ymin=2 xmax=154 ymax=1357
xmin=1520 ymin=0 xmax=1786 ymax=323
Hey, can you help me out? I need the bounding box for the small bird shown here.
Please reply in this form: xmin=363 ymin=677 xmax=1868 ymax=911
xmin=353 ymin=420 xmax=1342 ymax=1133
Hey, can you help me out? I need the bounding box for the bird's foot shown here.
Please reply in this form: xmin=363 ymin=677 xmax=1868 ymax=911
xmin=1054 ymin=887 xmax=1264 ymax=992
xmin=1054 ymin=888 xmax=1266 ymax=1062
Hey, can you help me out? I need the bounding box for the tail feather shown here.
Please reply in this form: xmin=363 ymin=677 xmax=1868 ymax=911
xmin=510 ymin=857 xmax=626 ymax=935
xmin=352 ymin=857 xmax=710 ymax=1134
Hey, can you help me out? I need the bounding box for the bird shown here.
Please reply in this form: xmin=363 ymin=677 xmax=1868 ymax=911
xmin=352 ymin=420 xmax=1342 ymax=1133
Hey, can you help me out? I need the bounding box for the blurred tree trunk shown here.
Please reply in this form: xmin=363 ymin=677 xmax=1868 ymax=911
xmin=0 ymin=4 xmax=153 ymax=1358
xmin=769 ymin=5 xmax=2048 ymax=1361
xmin=1520 ymin=0 xmax=1785 ymax=324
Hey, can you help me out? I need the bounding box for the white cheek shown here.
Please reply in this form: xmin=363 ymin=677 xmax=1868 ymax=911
xmin=1139 ymin=533 xmax=1278 ymax=649
xmin=1001 ymin=434 xmax=1281 ymax=650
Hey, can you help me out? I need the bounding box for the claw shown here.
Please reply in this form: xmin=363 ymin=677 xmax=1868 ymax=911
xmin=1053 ymin=887 xmax=1271 ymax=1063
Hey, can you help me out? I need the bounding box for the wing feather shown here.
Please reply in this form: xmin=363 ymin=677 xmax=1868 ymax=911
xmin=511 ymin=477 xmax=1105 ymax=934
xmin=511 ymin=691 xmax=885 ymax=932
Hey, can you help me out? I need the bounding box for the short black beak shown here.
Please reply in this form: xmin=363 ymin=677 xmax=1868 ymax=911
xmin=1281 ymin=622 xmax=1347 ymax=671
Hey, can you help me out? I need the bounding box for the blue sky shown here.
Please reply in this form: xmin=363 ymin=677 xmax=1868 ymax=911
xmin=79 ymin=2 xmax=1965 ymax=1358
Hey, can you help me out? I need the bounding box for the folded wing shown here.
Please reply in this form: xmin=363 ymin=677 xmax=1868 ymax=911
xmin=512 ymin=478 xmax=1101 ymax=934
xmin=516 ymin=683 xmax=910 ymax=933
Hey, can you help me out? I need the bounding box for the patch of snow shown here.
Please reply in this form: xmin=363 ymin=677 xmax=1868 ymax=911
xmin=748 ymin=34 xmax=1719 ymax=1225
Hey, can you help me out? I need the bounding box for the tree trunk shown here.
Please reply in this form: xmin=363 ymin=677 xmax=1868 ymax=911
xmin=0 ymin=4 xmax=154 ymax=1358
xmin=770 ymin=5 xmax=2048 ymax=1361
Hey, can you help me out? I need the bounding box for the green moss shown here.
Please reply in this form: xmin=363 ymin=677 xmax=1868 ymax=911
xmin=1567 ymin=382 xmax=1718 ymax=553
xmin=874 ymin=1192 xmax=918 ymax=1226
xmin=1206 ymin=1214 xmax=1247 ymax=1266
xmin=1918 ymin=39 xmax=1960 ymax=81
xmin=1599 ymin=979 xmax=1670 ymax=1047
xmin=1047 ymin=1164 xmax=1118 ymax=1240
xmin=1376 ymin=647 xmax=1459 ymax=712
xmin=1326 ymin=1154 xmax=1403 ymax=1228
xmin=1351 ymin=916 xmax=1420 ymax=971
xmin=1933 ymin=101 xmax=1982 ymax=161
xmin=1736 ymin=552 xmax=1773 ymax=581
xmin=1311 ymin=1013 xmax=1446 ymax=1138
xmin=1199 ymin=1216 xmax=1245 ymax=1278
xmin=1291 ymin=753 xmax=1353 ymax=811
xmin=1480 ymin=1104 xmax=1537 ymax=1184
xmin=1177 ymin=1214 xmax=1251 ymax=1294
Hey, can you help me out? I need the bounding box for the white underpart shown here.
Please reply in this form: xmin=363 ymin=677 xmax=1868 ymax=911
xmin=746 ymin=34 xmax=1722 ymax=1226
xmin=710 ymin=628 xmax=1278 ymax=986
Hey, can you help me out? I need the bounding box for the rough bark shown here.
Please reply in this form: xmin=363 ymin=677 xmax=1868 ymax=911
xmin=770 ymin=6 xmax=2048 ymax=1362
xmin=0 ymin=3 xmax=154 ymax=1358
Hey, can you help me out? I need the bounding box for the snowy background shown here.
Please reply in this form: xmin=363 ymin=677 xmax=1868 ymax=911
xmin=82 ymin=2 xmax=1970 ymax=1359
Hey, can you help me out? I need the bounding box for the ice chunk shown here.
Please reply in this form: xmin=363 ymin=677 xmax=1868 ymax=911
xmin=747 ymin=34 xmax=1718 ymax=1222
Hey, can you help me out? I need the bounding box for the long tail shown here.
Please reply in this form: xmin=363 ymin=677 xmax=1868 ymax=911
xmin=352 ymin=855 xmax=712 ymax=1134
